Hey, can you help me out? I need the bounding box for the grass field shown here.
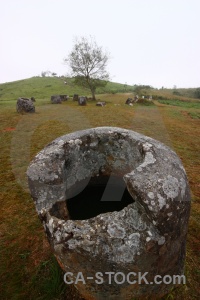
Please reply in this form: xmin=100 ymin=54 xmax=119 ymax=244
xmin=0 ymin=76 xmax=135 ymax=101
xmin=0 ymin=79 xmax=199 ymax=300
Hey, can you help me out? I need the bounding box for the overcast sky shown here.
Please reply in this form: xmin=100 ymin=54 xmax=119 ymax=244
xmin=0 ymin=0 xmax=199 ymax=88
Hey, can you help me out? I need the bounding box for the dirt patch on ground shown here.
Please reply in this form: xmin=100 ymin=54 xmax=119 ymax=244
xmin=2 ymin=127 xmax=16 ymax=131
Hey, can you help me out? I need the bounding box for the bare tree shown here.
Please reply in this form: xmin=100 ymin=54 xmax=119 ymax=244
xmin=64 ymin=36 xmax=110 ymax=100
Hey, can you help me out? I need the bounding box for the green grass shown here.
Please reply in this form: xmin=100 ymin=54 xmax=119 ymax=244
xmin=29 ymin=257 xmax=67 ymax=300
xmin=0 ymin=77 xmax=88 ymax=101
xmin=188 ymin=111 xmax=200 ymax=119
xmin=0 ymin=78 xmax=200 ymax=300
xmin=157 ymin=99 xmax=200 ymax=109
xmin=0 ymin=76 xmax=135 ymax=101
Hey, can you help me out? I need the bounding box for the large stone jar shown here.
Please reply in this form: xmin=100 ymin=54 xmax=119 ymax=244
xmin=16 ymin=97 xmax=35 ymax=113
xmin=27 ymin=127 xmax=190 ymax=300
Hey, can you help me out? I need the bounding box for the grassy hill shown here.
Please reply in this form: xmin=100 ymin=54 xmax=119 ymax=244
xmin=0 ymin=76 xmax=135 ymax=101
xmin=1 ymin=76 xmax=200 ymax=104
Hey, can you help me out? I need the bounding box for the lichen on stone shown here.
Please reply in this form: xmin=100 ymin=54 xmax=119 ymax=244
xmin=27 ymin=127 xmax=191 ymax=300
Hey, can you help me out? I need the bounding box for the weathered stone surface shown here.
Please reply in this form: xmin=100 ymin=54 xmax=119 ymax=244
xmin=134 ymin=95 xmax=139 ymax=102
xmin=125 ymin=98 xmax=133 ymax=105
xmin=78 ymin=96 xmax=87 ymax=106
xmin=27 ymin=127 xmax=191 ymax=300
xmin=51 ymin=95 xmax=62 ymax=104
xmin=73 ymin=94 xmax=79 ymax=101
xmin=16 ymin=97 xmax=35 ymax=113
xmin=96 ymin=101 xmax=106 ymax=106
xmin=60 ymin=95 xmax=69 ymax=101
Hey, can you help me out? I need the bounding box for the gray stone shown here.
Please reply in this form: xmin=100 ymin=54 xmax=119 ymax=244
xmin=60 ymin=95 xmax=69 ymax=101
xmin=78 ymin=96 xmax=87 ymax=106
xmin=27 ymin=127 xmax=191 ymax=300
xmin=51 ymin=95 xmax=62 ymax=104
xmin=125 ymin=98 xmax=133 ymax=105
xmin=96 ymin=101 xmax=106 ymax=106
xmin=73 ymin=94 xmax=79 ymax=101
xmin=16 ymin=97 xmax=35 ymax=113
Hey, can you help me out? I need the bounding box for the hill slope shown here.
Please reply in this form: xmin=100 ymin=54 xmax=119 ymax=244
xmin=0 ymin=76 xmax=135 ymax=101
xmin=1 ymin=76 xmax=199 ymax=102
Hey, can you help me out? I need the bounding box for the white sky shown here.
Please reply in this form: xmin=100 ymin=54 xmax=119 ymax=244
xmin=0 ymin=0 xmax=199 ymax=88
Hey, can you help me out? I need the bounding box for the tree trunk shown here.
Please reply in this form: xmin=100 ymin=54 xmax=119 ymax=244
xmin=87 ymin=77 xmax=96 ymax=100
xmin=91 ymin=89 xmax=96 ymax=100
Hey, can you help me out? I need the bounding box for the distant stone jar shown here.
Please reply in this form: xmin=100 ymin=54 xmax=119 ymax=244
xmin=60 ymin=95 xmax=69 ymax=101
xmin=16 ymin=97 xmax=35 ymax=113
xmin=51 ymin=95 xmax=62 ymax=104
xmin=125 ymin=98 xmax=133 ymax=105
xmin=78 ymin=96 xmax=87 ymax=106
xmin=27 ymin=127 xmax=191 ymax=300
xmin=73 ymin=94 xmax=79 ymax=101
